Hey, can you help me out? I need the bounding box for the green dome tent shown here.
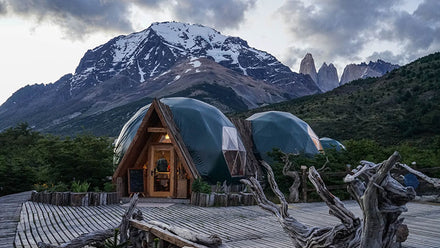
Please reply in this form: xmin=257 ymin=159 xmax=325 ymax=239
xmin=114 ymin=97 xmax=246 ymax=184
xmin=319 ymin=137 xmax=346 ymax=151
xmin=247 ymin=111 xmax=322 ymax=162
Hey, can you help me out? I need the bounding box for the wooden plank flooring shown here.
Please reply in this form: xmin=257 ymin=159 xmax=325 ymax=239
xmin=0 ymin=191 xmax=32 ymax=248
xmin=6 ymin=198 xmax=440 ymax=247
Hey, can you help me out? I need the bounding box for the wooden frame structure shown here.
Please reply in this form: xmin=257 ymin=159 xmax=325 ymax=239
xmin=113 ymin=99 xmax=199 ymax=198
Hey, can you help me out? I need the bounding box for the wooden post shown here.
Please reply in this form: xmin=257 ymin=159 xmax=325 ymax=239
xmin=116 ymin=177 xmax=124 ymax=199
xmin=301 ymin=165 xmax=308 ymax=203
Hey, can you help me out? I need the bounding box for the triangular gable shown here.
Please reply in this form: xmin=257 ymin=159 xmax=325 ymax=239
xmin=113 ymin=98 xmax=199 ymax=181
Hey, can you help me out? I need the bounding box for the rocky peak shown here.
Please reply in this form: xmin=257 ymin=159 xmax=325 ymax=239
xmin=299 ymin=53 xmax=318 ymax=83
xmin=317 ymin=63 xmax=339 ymax=92
xmin=340 ymin=60 xmax=399 ymax=85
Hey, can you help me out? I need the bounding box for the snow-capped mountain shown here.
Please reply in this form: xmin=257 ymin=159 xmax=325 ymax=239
xmin=0 ymin=21 xmax=319 ymax=135
xmin=72 ymin=22 xmax=318 ymax=97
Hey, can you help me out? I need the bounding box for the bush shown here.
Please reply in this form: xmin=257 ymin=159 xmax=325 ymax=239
xmin=71 ymin=180 xmax=90 ymax=192
xmin=192 ymin=178 xmax=211 ymax=194
xmin=103 ymin=182 xmax=116 ymax=192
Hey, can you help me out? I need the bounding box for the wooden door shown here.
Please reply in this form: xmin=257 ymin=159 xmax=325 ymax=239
xmin=148 ymin=145 xmax=175 ymax=197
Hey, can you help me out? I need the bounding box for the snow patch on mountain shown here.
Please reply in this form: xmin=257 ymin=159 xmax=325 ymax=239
xmin=113 ymin=30 xmax=150 ymax=64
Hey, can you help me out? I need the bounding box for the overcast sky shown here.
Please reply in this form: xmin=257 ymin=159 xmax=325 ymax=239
xmin=0 ymin=0 xmax=438 ymax=105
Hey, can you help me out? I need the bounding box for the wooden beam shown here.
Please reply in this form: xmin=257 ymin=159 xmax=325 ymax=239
xmin=129 ymin=220 xmax=209 ymax=248
xmin=148 ymin=127 xmax=167 ymax=133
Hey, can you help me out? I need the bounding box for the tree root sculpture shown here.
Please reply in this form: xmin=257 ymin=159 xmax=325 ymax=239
xmin=241 ymin=151 xmax=428 ymax=247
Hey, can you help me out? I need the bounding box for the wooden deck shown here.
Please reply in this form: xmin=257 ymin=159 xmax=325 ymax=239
xmin=0 ymin=191 xmax=32 ymax=248
xmin=5 ymin=197 xmax=440 ymax=247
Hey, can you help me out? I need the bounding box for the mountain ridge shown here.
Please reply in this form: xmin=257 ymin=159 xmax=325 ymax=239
xmin=235 ymin=52 xmax=440 ymax=146
xmin=0 ymin=21 xmax=319 ymax=133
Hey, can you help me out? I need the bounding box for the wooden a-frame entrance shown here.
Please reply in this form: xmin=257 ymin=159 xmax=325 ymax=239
xmin=113 ymin=99 xmax=199 ymax=198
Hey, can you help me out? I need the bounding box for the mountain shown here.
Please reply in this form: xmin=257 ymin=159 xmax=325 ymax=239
xmin=0 ymin=21 xmax=319 ymax=135
xmin=340 ymin=60 xmax=399 ymax=85
xmin=236 ymin=52 xmax=440 ymax=146
xmin=298 ymin=53 xmax=399 ymax=92
xmin=299 ymin=53 xmax=318 ymax=83
xmin=317 ymin=63 xmax=339 ymax=92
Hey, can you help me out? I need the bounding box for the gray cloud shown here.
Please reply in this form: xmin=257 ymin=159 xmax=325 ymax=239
xmin=279 ymin=0 xmax=440 ymax=67
xmin=135 ymin=0 xmax=256 ymax=30
xmin=5 ymin=0 xmax=134 ymax=38
xmin=414 ymin=0 xmax=440 ymax=23
xmin=389 ymin=1 xmax=440 ymax=54
xmin=3 ymin=0 xmax=255 ymax=38
xmin=170 ymin=0 xmax=256 ymax=30
xmin=0 ymin=1 xmax=6 ymax=15
xmin=366 ymin=51 xmax=406 ymax=65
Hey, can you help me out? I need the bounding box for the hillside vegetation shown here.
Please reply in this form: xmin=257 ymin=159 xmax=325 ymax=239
xmin=236 ymin=52 xmax=440 ymax=147
xmin=0 ymin=123 xmax=114 ymax=196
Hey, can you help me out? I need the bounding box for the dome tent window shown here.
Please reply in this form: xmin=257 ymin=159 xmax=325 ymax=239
xmin=222 ymin=126 xmax=246 ymax=177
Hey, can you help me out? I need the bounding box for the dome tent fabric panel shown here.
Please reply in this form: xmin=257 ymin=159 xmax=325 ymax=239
xmin=162 ymin=97 xmax=235 ymax=183
xmin=308 ymin=126 xmax=323 ymax=151
xmin=113 ymin=104 xmax=151 ymax=165
xmin=114 ymin=97 xmax=246 ymax=184
xmin=247 ymin=111 xmax=321 ymax=162
xmin=319 ymin=137 xmax=346 ymax=151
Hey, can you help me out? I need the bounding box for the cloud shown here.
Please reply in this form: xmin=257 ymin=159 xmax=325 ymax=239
xmin=366 ymin=51 xmax=406 ymax=65
xmin=170 ymin=0 xmax=256 ymax=30
xmin=279 ymin=0 xmax=440 ymax=67
xmin=0 ymin=1 xmax=6 ymax=15
xmin=135 ymin=0 xmax=256 ymax=30
xmin=3 ymin=0 xmax=255 ymax=39
xmin=5 ymin=0 xmax=134 ymax=38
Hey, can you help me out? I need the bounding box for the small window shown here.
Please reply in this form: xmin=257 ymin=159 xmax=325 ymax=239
xmin=222 ymin=126 xmax=246 ymax=177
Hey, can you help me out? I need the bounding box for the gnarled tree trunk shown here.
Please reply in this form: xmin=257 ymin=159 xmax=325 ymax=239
xmin=281 ymin=154 xmax=301 ymax=203
xmin=242 ymin=151 xmax=435 ymax=247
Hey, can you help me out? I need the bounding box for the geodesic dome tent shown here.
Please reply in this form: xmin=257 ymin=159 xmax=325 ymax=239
xmin=113 ymin=97 xmax=246 ymax=184
xmin=247 ymin=111 xmax=322 ymax=162
xmin=319 ymin=137 xmax=346 ymax=151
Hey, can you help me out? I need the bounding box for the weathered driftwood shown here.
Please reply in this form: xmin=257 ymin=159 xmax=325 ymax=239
xmin=148 ymin=220 xmax=222 ymax=246
xmin=281 ymin=154 xmax=301 ymax=203
xmin=37 ymin=193 xmax=139 ymax=248
xmin=120 ymin=193 xmax=139 ymax=243
xmin=241 ymin=152 xmax=429 ymax=247
xmin=37 ymin=229 xmax=114 ymax=248
xmin=344 ymin=152 xmax=415 ymax=248
xmin=396 ymin=162 xmax=440 ymax=188
xmin=130 ymin=219 xmax=212 ymax=248
xmin=241 ymin=161 xmax=361 ymax=247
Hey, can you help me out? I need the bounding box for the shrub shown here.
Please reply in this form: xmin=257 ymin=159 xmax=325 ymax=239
xmin=71 ymin=180 xmax=90 ymax=192
xmin=103 ymin=182 xmax=116 ymax=192
xmin=192 ymin=178 xmax=211 ymax=194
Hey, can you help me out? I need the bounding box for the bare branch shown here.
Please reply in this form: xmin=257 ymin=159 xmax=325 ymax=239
xmin=396 ymin=162 xmax=440 ymax=188
xmin=308 ymin=166 xmax=359 ymax=229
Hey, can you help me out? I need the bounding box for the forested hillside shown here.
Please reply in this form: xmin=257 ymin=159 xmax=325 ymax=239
xmin=236 ymin=52 xmax=440 ymax=147
xmin=0 ymin=123 xmax=114 ymax=196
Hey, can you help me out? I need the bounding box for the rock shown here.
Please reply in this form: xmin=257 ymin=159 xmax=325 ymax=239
xmin=340 ymin=60 xmax=399 ymax=85
xmin=299 ymin=53 xmax=318 ymax=83
xmin=317 ymin=62 xmax=339 ymax=92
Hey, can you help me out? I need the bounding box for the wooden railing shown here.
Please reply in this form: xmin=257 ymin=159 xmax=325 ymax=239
xmin=30 ymin=191 xmax=119 ymax=206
